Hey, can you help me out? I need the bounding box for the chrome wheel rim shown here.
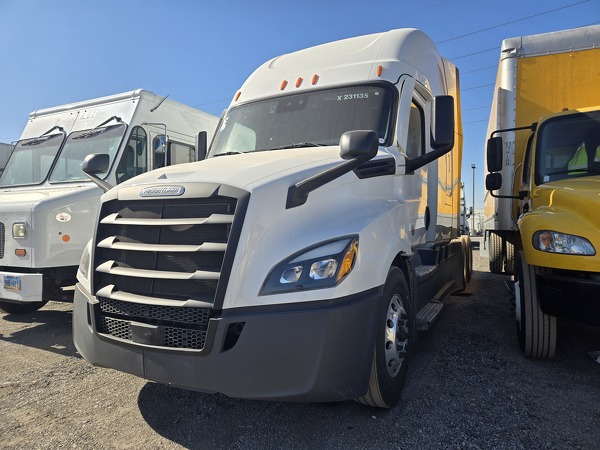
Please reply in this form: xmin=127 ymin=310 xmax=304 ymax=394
xmin=384 ymin=293 xmax=408 ymax=377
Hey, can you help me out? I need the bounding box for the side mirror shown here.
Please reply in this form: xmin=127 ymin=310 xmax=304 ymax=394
xmin=82 ymin=153 xmax=112 ymax=192
xmin=405 ymin=96 xmax=455 ymax=173
xmin=486 ymin=172 xmax=503 ymax=191
xmin=82 ymin=153 xmax=109 ymax=174
xmin=339 ymin=130 xmax=379 ymax=160
xmin=487 ymin=136 xmax=503 ymax=173
xmin=196 ymin=131 xmax=207 ymax=161
xmin=431 ymin=95 xmax=454 ymax=149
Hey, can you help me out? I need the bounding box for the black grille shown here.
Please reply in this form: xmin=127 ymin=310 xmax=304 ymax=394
xmin=91 ymin=187 xmax=249 ymax=351
xmin=0 ymin=223 xmax=4 ymax=259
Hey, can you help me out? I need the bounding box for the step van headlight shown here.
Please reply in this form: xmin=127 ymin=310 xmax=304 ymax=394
xmin=260 ymin=236 xmax=358 ymax=295
xmin=12 ymin=222 xmax=27 ymax=239
xmin=532 ymin=230 xmax=595 ymax=255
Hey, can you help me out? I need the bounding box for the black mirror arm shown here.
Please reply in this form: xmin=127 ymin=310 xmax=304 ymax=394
xmin=405 ymin=142 xmax=453 ymax=173
xmin=488 ymin=190 xmax=526 ymax=200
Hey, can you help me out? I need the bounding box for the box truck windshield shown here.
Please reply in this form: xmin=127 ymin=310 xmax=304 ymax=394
xmin=49 ymin=123 xmax=126 ymax=183
xmin=0 ymin=132 xmax=65 ymax=186
xmin=210 ymin=83 xmax=395 ymax=156
xmin=535 ymin=111 xmax=600 ymax=184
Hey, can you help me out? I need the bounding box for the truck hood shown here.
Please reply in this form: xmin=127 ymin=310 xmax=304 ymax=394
xmin=534 ymin=177 xmax=600 ymax=225
xmin=0 ymin=184 xmax=99 ymax=213
xmin=120 ymin=147 xmax=342 ymax=191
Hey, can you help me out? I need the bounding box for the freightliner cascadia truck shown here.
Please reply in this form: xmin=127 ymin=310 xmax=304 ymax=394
xmin=0 ymin=90 xmax=217 ymax=314
xmin=484 ymin=25 xmax=600 ymax=358
xmin=74 ymin=29 xmax=471 ymax=408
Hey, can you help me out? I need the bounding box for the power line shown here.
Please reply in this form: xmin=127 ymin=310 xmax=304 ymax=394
xmin=463 ymin=119 xmax=489 ymax=125
xmin=463 ymin=106 xmax=491 ymax=112
xmin=462 ymin=65 xmax=497 ymax=75
xmin=436 ymin=0 xmax=590 ymax=44
xmin=462 ymin=83 xmax=495 ymax=91
xmin=450 ymin=47 xmax=498 ymax=61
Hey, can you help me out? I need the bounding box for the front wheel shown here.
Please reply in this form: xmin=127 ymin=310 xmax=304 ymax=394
xmin=0 ymin=300 xmax=48 ymax=314
xmin=356 ymin=267 xmax=411 ymax=408
xmin=515 ymin=251 xmax=556 ymax=358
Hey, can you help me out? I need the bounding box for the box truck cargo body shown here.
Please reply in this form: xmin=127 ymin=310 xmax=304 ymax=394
xmin=484 ymin=25 xmax=600 ymax=357
xmin=0 ymin=90 xmax=218 ymax=314
xmin=74 ymin=29 xmax=471 ymax=407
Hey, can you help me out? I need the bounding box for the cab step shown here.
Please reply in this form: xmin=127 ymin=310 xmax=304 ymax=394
xmin=415 ymin=300 xmax=444 ymax=331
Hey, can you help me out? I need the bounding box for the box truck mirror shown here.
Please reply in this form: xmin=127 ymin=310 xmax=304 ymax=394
xmin=82 ymin=153 xmax=112 ymax=192
xmin=487 ymin=137 xmax=503 ymax=173
xmin=486 ymin=172 xmax=502 ymax=191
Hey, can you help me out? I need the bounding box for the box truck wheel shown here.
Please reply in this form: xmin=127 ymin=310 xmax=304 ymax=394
xmin=356 ymin=267 xmax=411 ymax=408
xmin=515 ymin=251 xmax=556 ymax=358
xmin=489 ymin=233 xmax=503 ymax=274
xmin=505 ymin=239 xmax=515 ymax=275
xmin=0 ymin=300 xmax=48 ymax=314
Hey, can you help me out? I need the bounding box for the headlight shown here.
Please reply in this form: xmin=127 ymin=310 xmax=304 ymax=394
xmin=260 ymin=236 xmax=358 ymax=295
xmin=77 ymin=239 xmax=93 ymax=287
xmin=12 ymin=222 xmax=27 ymax=239
xmin=532 ymin=230 xmax=595 ymax=255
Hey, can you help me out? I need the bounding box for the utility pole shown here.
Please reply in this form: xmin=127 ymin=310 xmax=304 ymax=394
xmin=471 ymin=163 xmax=476 ymax=234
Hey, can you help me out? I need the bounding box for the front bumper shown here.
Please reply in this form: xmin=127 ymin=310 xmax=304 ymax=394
xmin=538 ymin=268 xmax=600 ymax=326
xmin=0 ymin=271 xmax=42 ymax=303
xmin=73 ymin=282 xmax=384 ymax=402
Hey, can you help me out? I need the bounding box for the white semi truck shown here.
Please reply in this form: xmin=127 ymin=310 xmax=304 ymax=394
xmin=0 ymin=90 xmax=218 ymax=314
xmin=74 ymin=29 xmax=471 ymax=408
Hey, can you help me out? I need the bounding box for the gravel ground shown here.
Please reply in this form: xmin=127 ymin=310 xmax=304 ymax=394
xmin=1 ymin=238 xmax=599 ymax=449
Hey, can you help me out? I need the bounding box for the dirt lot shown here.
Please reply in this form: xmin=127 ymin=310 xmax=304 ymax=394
xmin=1 ymin=242 xmax=599 ymax=449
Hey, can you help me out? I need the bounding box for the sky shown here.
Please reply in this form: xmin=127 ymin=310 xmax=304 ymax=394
xmin=0 ymin=0 xmax=598 ymax=210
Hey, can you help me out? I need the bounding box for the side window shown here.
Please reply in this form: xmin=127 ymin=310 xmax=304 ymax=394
xmin=116 ymin=126 xmax=147 ymax=184
xmin=152 ymin=135 xmax=195 ymax=168
xmin=168 ymin=142 xmax=195 ymax=165
xmin=406 ymin=101 xmax=424 ymax=158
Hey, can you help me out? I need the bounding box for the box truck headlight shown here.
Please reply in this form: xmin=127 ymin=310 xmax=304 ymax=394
xmin=77 ymin=240 xmax=93 ymax=289
xmin=260 ymin=236 xmax=358 ymax=295
xmin=12 ymin=222 xmax=27 ymax=239
xmin=533 ymin=230 xmax=595 ymax=255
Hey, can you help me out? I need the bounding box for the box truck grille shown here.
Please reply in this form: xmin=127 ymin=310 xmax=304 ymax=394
xmin=0 ymin=223 xmax=4 ymax=259
xmin=91 ymin=187 xmax=248 ymax=350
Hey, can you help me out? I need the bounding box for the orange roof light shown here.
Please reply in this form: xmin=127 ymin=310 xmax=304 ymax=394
xmin=15 ymin=249 xmax=26 ymax=257
xmin=311 ymin=74 xmax=319 ymax=85
xmin=234 ymin=91 xmax=242 ymax=102
xmin=296 ymin=77 xmax=303 ymax=88
xmin=376 ymin=65 xmax=383 ymax=77
xmin=280 ymin=80 xmax=288 ymax=91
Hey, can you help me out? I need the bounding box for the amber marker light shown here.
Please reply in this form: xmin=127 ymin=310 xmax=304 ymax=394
xmin=311 ymin=74 xmax=319 ymax=85
xmin=296 ymin=77 xmax=303 ymax=88
xmin=15 ymin=249 xmax=26 ymax=257
xmin=376 ymin=65 xmax=383 ymax=77
xmin=280 ymin=80 xmax=288 ymax=90
xmin=234 ymin=91 xmax=242 ymax=102
xmin=62 ymin=235 xmax=71 ymax=242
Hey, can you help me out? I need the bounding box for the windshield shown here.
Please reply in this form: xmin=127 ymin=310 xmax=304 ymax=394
xmin=209 ymin=83 xmax=396 ymax=157
xmin=536 ymin=110 xmax=600 ymax=185
xmin=0 ymin=133 xmax=65 ymax=187
xmin=49 ymin=124 xmax=126 ymax=183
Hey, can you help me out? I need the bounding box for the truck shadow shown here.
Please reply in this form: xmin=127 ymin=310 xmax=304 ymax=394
xmin=136 ymin=382 xmax=391 ymax=449
xmin=0 ymin=306 xmax=79 ymax=358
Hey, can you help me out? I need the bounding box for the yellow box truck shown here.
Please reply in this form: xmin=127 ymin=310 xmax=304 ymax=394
xmin=484 ymin=25 xmax=600 ymax=358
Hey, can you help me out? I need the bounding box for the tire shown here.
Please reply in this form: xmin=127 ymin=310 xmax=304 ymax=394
xmin=489 ymin=233 xmax=503 ymax=274
xmin=356 ymin=267 xmax=411 ymax=408
xmin=505 ymin=239 xmax=515 ymax=276
xmin=0 ymin=300 xmax=48 ymax=314
xmin=515 ymin=251 xmax=556 ymax=358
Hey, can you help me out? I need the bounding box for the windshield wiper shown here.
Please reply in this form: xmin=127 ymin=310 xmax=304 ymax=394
xmin=213 ymin=150 xmax=243 ymax=157
xmin=266 ymin=142 xmax=326 ymax=151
